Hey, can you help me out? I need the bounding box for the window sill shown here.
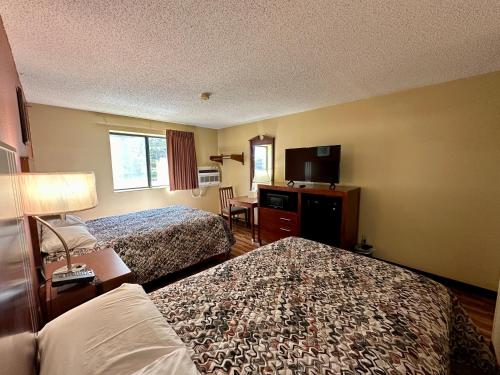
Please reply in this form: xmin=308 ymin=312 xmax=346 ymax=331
xmin=113 ymin=186 xmax=169 ymax=193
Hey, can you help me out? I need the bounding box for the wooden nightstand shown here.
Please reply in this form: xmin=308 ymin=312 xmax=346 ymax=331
xmin=41 ymin=248 xmax=135 ymax=322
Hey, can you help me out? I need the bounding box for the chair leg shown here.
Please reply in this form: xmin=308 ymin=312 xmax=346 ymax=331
xmin=245 ymin=210 xmax=249 ymax=228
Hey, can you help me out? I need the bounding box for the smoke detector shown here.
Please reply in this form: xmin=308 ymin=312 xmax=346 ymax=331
xmin=200 ymin=92 xmax=211 ymax=101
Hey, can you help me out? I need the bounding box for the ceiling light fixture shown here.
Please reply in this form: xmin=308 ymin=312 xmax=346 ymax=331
xmin=200 ymin=92 xmax=211 ymax=101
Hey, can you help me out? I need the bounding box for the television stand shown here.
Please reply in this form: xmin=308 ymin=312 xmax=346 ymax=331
xmin=329 ymin=183 xmax=336 ymax=190
xmin=258 ymin=183 xmax=360 ymax=249
xmin=287 ymin=180 xmax=295 ymax=187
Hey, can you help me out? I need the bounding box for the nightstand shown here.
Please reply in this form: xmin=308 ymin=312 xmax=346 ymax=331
xmin=41 ymin=248 xmax=135 ymax=322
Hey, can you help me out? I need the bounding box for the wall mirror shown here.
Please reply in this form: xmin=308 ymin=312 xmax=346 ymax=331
xmin=249 ymin=135 xmax=275 ymax=190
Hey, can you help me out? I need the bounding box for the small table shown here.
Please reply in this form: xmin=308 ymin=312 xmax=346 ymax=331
xmin=229 ymin=196 xmax=259 ymax=243
xmin=41 ymin=248 xmax=134 ymax=322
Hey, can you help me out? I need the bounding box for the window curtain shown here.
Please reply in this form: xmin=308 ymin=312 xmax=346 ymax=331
xmin=166 ymin=130 xmax=199 ymax=191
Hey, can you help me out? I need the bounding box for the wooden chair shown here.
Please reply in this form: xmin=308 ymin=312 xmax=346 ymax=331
xmin=219 ymin=186 xmax=249 ymax=226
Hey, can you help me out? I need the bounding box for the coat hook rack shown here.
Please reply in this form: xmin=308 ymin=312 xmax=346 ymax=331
xmin=210 ymin=152 xmax=244 ymax=165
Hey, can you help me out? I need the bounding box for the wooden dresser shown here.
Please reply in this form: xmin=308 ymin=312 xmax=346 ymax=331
xmin=258 ymin=183 xmax=360 ymax=249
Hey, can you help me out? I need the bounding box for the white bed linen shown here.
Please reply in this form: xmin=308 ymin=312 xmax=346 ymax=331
xmin=37 ymin=283 xmax=199 ymax=375
xmin=41 ymin=224 xmax=96 ymax=253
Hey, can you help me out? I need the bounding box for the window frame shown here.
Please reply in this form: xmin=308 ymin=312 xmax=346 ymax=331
xmin=109 ymin=131 xmax=168 ymax=192
xmin=249 ymin=135 xmax=275 ymax=190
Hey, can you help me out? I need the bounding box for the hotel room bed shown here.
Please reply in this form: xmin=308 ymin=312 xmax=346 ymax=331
xmin=45 ymin=205 xmax=235 ymax=284
xmin=149 ymin=236 xmax=498 ymax=374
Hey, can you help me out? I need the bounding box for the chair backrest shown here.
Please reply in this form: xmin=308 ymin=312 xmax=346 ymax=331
xmin=493 ymin=280 xmax=500 ymax=364
xmin=218 ymin=186 xmax=234 ymax=215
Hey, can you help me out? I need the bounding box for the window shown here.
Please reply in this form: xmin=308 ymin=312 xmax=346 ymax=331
xmin=254 ymin=145 xmax=268 ymax=172
xmin=109 ymin=132 xmax=169 ymax=190
xmin=251 ymin=142 xmax=273 ymax=191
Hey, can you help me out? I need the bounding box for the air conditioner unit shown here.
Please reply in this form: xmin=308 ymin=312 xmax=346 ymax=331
xmin=197 ymin=166 xmax=220 ymax=187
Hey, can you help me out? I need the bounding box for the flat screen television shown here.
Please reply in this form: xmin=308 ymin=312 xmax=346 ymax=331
xmin=285 ymin=145 xmax=341 ymax=184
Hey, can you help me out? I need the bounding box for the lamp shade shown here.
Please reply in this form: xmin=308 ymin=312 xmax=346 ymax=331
xmin=19 ymin=172 xmax=98 ymax=216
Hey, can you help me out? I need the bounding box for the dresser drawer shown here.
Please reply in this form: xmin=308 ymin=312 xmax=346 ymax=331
xmin=259 ymin=207 xmax=298 ymax=226
xmin=259 ymin=207 xmax=299 ymax=243
xmin=260 ymin=225 xmax=300 ymax=243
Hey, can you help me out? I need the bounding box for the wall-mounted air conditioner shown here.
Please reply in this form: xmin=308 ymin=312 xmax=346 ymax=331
xmin=197 ymin=166 xmax=220 ymax=187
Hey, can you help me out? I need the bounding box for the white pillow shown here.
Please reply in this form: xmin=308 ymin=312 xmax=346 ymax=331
xmin=47 ymin=214 xmax=86 ymax=228
xmin=38 ymin=214 xmax=87 ymax=246
xmin=37 ymin=283 xmax=199 ymax=375
xmin=41 ymin=225 xmax=97 ymax=254
xmin=131 ymin=350 xmax=199 ymax=375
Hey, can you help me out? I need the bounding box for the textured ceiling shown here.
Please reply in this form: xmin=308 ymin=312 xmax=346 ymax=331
xmin=1 ymin=1 xmax=500 ymax=128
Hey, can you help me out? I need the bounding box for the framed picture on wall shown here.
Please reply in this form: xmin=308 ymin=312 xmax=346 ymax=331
xmin=16 ymin=86 xmax=31 ymax=145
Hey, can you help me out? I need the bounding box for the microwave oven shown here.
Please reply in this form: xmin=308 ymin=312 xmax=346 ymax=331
xmin=266 ymin=193 xmax=290 ymax=209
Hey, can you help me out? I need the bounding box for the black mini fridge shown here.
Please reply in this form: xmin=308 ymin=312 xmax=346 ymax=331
xmin=301 ymin=193 xmax=343 ymax=246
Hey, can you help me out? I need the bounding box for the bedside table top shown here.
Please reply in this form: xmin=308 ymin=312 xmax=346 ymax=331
xmin=42 ymin=248 xmax=134 ymax=323
xmin=45 ymin=248 xmax=132 ymax=284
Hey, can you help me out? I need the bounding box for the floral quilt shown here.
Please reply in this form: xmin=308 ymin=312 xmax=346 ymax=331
xmin=150 ymin=237 xmax=498 ymax=375
xmin=46 ymin=205 xmax=235 ymax=284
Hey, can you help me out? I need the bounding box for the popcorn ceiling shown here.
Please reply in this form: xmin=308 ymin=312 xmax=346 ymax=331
xmin=1 ymin=0 xmax=499 ymax=128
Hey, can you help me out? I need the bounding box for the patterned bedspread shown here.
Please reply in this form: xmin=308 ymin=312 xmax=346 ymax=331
xmin=149 ymin=237 xmax=498 ymax=375
xmin=46 ymin=206 xmax=235 ymax=284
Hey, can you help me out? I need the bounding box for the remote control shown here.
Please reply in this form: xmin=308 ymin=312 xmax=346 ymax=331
xmin=52 ymin=267 xmax=95 ymax=287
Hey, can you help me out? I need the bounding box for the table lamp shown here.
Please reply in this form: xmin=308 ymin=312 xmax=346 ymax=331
xmin=19 ymin=172 xmax=98 ymax=280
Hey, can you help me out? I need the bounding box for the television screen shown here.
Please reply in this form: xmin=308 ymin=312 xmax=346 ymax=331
xmin=285 ymin=145 xmax=341 ymax=184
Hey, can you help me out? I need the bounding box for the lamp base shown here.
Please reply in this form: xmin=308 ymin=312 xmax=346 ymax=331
xmin=52 ymin=263 xmax=96 ymax=287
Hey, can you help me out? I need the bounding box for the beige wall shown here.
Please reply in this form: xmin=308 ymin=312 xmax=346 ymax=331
xmin=218 ymin=71 xmax=500 ymax=291
xmin=29 ymin=104 xmax=220 ymax=219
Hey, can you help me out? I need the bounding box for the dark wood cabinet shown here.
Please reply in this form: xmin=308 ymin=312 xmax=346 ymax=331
xmin=258 ymin=183 xmax=360 ymax=249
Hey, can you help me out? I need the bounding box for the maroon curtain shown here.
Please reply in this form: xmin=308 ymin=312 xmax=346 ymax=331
xmin=167 ymin=130 xmax=199 ymax=191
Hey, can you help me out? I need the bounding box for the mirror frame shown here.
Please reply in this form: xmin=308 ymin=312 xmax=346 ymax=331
xmin=249 ymin=135 xmax=275 ymax=190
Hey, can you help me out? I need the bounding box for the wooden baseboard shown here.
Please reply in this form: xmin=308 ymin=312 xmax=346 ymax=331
xmin=375 ymin=257 xmax=497 ymax=299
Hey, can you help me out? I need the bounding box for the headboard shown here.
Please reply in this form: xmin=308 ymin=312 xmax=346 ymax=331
xmin=19 ymin=156 xmax=43 ymax=271
xmin=0 ymin=142 xmax=39 ymax=375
